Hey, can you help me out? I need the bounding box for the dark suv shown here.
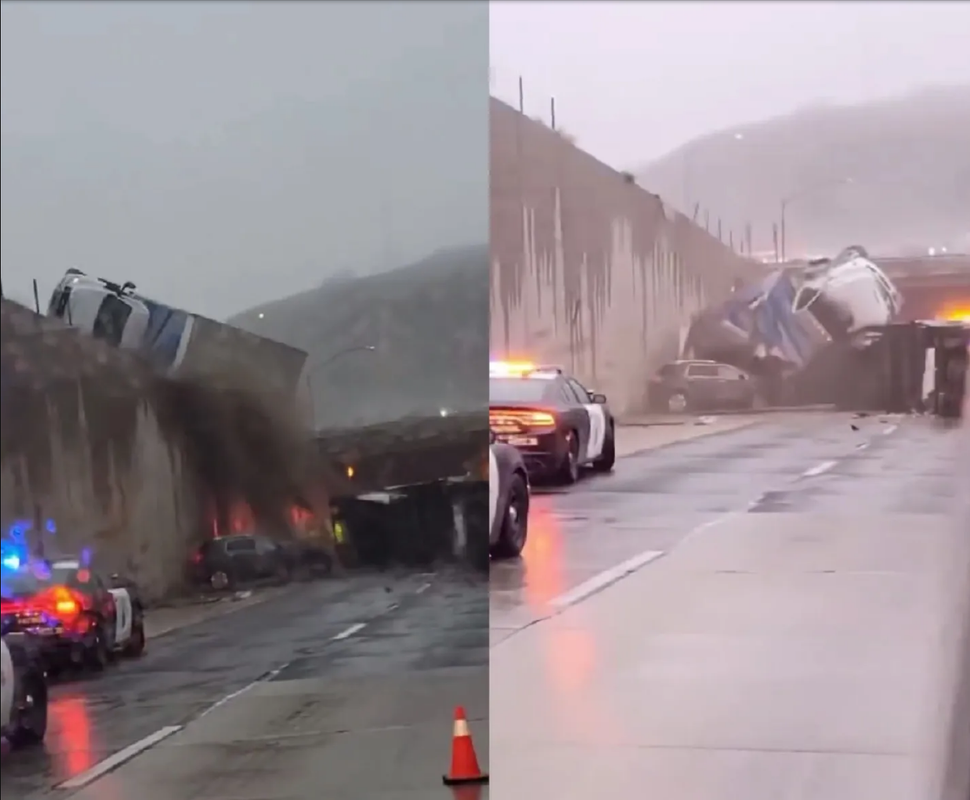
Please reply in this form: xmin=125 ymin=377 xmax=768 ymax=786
xmin=648 ymin=360 xmax=761 ymax=413
xmin=187 ymin=533 xmax=331 ymax=590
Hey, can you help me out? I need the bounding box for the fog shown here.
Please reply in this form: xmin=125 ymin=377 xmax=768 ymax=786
xmin=1 ymin=1 xmax=489 ymax=319
xmin=490 ymin=1 xmax=970 ymax=168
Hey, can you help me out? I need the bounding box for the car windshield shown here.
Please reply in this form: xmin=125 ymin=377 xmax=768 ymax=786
xmin=1 ymin=562 xmax=80 ymax=599
xmin=489 ymin=377 xmax=553 ymax=403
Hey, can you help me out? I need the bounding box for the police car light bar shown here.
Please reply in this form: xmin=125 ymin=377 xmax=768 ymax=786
xmin=490 ymin=360 xmax=563 ymax=377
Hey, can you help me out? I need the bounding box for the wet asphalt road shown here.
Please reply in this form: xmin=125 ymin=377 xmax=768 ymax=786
xmin=489 ymin=411 xmax=963 ymax=799
xmin=3 ymin=411 xmax=958 ymax=799
xmin=490 ymin=411 xmax=959 ymax=631
xmin=2 ymin=569 xmax=488 ymax=799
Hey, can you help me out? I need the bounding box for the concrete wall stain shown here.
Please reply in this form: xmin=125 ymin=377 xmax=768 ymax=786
xmin=490 ymin=98 xmax=763 ymax=414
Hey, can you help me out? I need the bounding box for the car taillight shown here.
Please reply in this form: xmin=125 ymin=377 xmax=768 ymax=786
xmin=37 ymin=585 xmax=85 ymax=620
xmin=55 ymin=597 xmax=79 ymax=616
xmin=190 ymin=551 xmax=203 ymax=564
xmin=490 ymin=408 xmax=557 ymax=430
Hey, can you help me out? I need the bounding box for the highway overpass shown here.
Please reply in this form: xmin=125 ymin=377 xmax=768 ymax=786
xmin=875 ymin=253 xmax=970 ymax=321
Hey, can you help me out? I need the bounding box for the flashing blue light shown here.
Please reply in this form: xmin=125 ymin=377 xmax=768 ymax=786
xmin=1 ymin=554 xmax=20 ymax=571
xmin=45 ymin=519 xmax=57 ymax=534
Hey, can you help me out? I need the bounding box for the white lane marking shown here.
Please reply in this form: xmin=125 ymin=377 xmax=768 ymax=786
xmin=197 ymin=662 xmax=289 ymax=722
xmin=549 ymin=550 xmax=665 ymax=609
xmin=331 ymin=622 xmax=367 ymax=640
xmin=415 ymin=581 xmax=432 ymax=595
xmin=883 ymin=423 xmax=898 ymax=435
xmin=802 ymin=460 xmax=837 ymax=477
xmin=57 ymin=725 xmax=182 ymax=789
xmin=856 ymin=442 xmax=869 ymax=450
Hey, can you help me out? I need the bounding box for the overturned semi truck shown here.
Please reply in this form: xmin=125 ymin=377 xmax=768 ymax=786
xmin=682 ymin=245 xmax=903 ymax=404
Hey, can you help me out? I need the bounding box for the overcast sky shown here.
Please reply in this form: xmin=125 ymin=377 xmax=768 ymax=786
xmin=490 ymin=1 xmax=970 ymax=168
xmin=1 ymin=1 xmax=488 ymax=318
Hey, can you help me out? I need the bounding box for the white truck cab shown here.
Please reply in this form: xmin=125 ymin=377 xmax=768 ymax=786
xmin=47 ymin=269 xmax=151 ymax=350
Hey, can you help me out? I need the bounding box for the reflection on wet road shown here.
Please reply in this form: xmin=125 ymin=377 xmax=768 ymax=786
xmin=492 ymin=412 xmax=919 ymax=631
xmin=491 ymin=412 xmax=962 ymax=799
xmin=3 ymin=570 xmax=488 ymax=799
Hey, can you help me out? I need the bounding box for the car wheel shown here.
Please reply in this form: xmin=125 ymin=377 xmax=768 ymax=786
xmin=592 ymin=427 xmax=616 ymax=472
xmin=667 ymin=392 xmax=689 ymax=413
xmin=490 ymin=473 xmax=530 ymax=559
xmin=124 ymin=620 xmax=147 ymax=657
xmin=210 ymin=570 xmax=233 ymax=591
xmin=9 ymin=670 xmax=47 ymax=747
xmin=273 ymin=560 xmax=291 ymax=585
xmin=555 ymin=432 xmax=580 ymax=485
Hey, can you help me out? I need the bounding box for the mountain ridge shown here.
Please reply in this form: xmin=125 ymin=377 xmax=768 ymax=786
xmin=635 ymin=84 xmax=970 ymax=257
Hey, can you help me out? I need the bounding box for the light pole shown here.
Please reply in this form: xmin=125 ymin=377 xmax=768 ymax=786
xmin=779 ymin=177 xmax=853 ymax=262
xmin=305 ymin=345 xmax=377 ymax=430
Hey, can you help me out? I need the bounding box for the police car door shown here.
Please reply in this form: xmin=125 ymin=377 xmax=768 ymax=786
xmin=107 ymin=580 xmax=133 ymax=645
xmin=1 ymin=639 xmax=14 ymax=727
xmin=568 ymin=378 xmax=606 ymax=460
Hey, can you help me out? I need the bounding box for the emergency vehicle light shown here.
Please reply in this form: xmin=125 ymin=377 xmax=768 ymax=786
xmin=489 ymin=361 xmax=563 ymax=378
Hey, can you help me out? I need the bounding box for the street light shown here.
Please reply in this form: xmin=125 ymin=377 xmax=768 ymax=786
xmin=779 ymin=177 xmax=854 ymax=262
xmin=305 ymin=344 xmax=377 ymax=430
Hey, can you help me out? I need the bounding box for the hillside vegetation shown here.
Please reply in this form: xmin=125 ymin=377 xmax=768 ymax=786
xmin=635 ymin=85 xmax=970 ymax=257
xmin=230 ymin=245 xmax=489 ymax=430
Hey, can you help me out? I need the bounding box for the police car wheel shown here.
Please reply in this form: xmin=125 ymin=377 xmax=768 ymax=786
xmin=556 ymin=432 xmax=580 ymax=485
xmin=85 ymin=626 xmax=110 ymax=672
xmin=10 ymin=671 xmax=48 ymax=746
xmin=592 ymin=427 xmax=616 ymax=472
xmin=491 ymin=473 xmax=529 ymax=559
xmin=124 ymin=621 xmax=146 ymax=657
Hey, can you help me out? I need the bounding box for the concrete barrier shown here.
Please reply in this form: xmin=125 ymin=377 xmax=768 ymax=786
xmin=489 ymin=97 xmax=766 ymax=417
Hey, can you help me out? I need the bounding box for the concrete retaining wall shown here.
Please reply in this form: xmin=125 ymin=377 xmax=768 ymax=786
xmin=1 ymin=301 xmax=198 ymax=602
xmin=490 ymin=97 xmax=765 ymax=415
xmin=1 ymin=299 xmax=319 ymax=602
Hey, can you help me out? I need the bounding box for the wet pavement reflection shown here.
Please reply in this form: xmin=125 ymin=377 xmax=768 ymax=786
xmin=491 ymin=413 xmax=907 ymax=627
xmin=3 ymin=572 xmax=484 ymax=799
xmin=489 ymin=414 xmax=962 ymax=799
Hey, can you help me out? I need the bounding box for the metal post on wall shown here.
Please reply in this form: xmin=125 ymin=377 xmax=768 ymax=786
xmin=550 ymin=96 xmax=556 ymax=131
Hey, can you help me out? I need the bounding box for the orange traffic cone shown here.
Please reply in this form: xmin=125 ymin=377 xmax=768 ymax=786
xmin=442 ymin=706 xmax=488 ymax=785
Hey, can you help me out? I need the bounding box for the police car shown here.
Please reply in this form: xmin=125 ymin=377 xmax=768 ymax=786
xmin=489 ymin=361 xmax=617 ymax=484
xmin=488 ymin=432 xmax=530 ymax=559
xmin=0 ymin=556 xmax=146 ymax=673
xmin=1 ymin=634 xmax=48 ymax=747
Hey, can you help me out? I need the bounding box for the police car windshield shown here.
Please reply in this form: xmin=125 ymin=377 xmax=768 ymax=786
xmin=1 ymin=564 xmax=78 ymax=599
xmin=490 ymin=377 xmax=552 ymax=403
